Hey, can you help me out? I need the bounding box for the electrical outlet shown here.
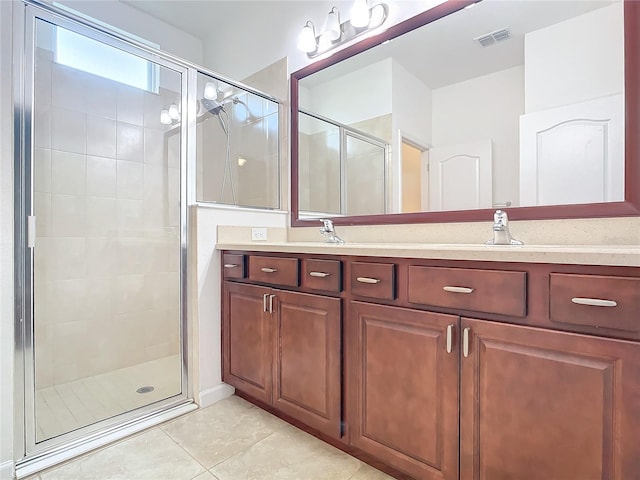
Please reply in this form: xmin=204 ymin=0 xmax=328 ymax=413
xmin=251 ymin=227 xmax=267 ymax=241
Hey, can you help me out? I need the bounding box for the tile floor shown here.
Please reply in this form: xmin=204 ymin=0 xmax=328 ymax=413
xmin=26 ymin=395 xmax=395 ymax=480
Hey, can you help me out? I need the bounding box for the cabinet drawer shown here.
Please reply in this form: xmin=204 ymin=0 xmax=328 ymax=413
xmin=350 ymin=262 xmax=395 ymax=300
xmin=408 ymin=266 xmax=526 ymax=317
xmin=249 ymin=256 xmax=299 ymax=287
xmin=222 ymin=254 xmax=246 ymax=279
xmin=302 ymin=259 xmax=342 ymax=292
xmin=550 ymin=273 xmax=640 ymax=333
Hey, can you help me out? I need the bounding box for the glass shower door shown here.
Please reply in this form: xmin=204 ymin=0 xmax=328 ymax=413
xmin=30 ymin=15 xmax=185 ymax=444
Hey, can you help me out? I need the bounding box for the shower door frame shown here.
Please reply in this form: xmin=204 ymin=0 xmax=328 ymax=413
xmin=13 ymin=2 xmax=195 ymax=475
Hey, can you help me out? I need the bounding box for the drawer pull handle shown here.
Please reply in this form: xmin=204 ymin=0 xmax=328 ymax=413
xmin=571 ymin=297 xmax=618 ymax=307
xmin=261 ymin=267 xmax=278 ymax=273
xmin=463 ymin=327 xmax=471 ymax=358
xmin=224 ymin=264 xmax=239 ymax=268
xmin=443 ymin=286 xmax=474 ymax=294
xmin=357 ymin=277 xmax=381 ymax=284
xmin=309 ymin=271 xmax=330 ymax=278
xmin=446 ymin=324 xmax=454 ymax=354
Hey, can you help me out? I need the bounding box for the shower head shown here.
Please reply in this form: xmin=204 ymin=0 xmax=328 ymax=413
xmin=201 ymin=98 xmax=225 ymax=116
xmin=231 ymin=97 xmax=260 ymax=123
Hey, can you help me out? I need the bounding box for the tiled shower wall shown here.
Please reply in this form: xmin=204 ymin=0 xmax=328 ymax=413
xmin=33 ymin=46 xmax=181 ymax=389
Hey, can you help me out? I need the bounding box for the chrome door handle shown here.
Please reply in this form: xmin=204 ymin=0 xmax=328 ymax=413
xmin=224 ymin=263 xmax=238 ymax=268
xmin=261 ymin=267 xmax=277 ymax=273
xmin=446 ymin=324 xmax=454 ymax=354
xmin=263 ymin=293 xmax=269 ymax=312
xmin=268 ymin=294 xmax=275 ymax=314
xmin=462 ymin=327 xmax=470 ymax=358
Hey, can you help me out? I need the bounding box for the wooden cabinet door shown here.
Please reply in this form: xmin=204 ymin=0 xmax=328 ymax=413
xmin=460 ymin=317 xmax=640 ymax=480
xmin=273 ymin=290 xmax=342 ymax=439
xmin=222 ymin=282 xmax=273 ymax=404
xmin=348 ymin=301 xmax=459 ymax=480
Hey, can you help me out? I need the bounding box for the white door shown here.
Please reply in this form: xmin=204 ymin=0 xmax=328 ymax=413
xmin=519 ymin=94 xmax=624 ymax=207
xmin=429 ymin=140 xmax=493 ymax=211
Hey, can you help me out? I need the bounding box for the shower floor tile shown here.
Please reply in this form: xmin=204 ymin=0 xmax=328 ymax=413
xmin=35 ymin=354 xmax=182 ymax=441
xmin=27 ymin=395 xmax=395 ymax=480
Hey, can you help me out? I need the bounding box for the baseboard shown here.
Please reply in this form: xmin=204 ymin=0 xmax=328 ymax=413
xmin=199 ymin=383 xmax=235 ymax=408
xmin=1 ymin=460 xmax=14 ymax=480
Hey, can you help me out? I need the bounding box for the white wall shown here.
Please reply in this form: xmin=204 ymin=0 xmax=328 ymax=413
xmin=305 ymin=58 xmax=392 ymax=126
xmin=55 ymin=0 xmax=204 ymax=66
xmin=524 ymin=2 xmax=623 ymax=113
xmin=431 ymin=66 xmax=524 ymax=208
xmin=202 ymin=0 xmax=437 ymax=80
xmin=194 ymin=207 xmax=287 ymax=407
xmin=1 ymin=1 xmax=14 ymax=477
xmin=390 ymin=59 xmax=432 ymax=212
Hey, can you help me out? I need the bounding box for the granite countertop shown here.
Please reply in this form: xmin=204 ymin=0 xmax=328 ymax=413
xmin=215 ymin=241 xmax=640 ymax=267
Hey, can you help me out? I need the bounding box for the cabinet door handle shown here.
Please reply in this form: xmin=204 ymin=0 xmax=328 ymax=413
xmin=356 ymin=277 xmax=381 ymax=284
xmin=571 ymin=297 xmax=618 ymax=307
xmin=263 ymin=293 xmax=269 ymax=312
xmin=261 ymin=267 xmax=277 ymax=273
xmin=463 ymin=327 xmax=470 ymax=358
xmin=223 ymin=263 xmax=238 ymax=268
xmin=268 ymin=294 xmax=275 ymax=314
xmin=446 ymin=324 xmax=454 ymax=354
xmin=309 ymin=271 xmax=330 ymax=278
xmin=443 ymin=286 xmax=474 ymax=294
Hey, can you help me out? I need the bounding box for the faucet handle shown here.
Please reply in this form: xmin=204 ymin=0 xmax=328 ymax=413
xmin=493 ymin=210 xmax=508 ymax=230
xmin=320 ymin=218 xmax=333 ymax=232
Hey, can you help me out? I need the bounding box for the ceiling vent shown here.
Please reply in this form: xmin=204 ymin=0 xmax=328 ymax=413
xmin=474 ymin=28 xmax=511 ymax=47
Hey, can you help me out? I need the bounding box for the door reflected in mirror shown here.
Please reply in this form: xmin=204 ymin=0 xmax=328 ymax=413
xmin=296 ymin=0 xmax=625 ymax=219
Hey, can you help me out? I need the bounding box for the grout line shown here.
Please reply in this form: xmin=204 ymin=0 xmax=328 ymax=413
xmin=159 ymin=421 xmax=210 ymax=473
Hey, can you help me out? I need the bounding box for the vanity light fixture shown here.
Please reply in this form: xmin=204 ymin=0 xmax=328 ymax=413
xmin=323 ymin=7 xmax=341 ymax=41
xmin=203 ymin=81 xmax=217 ymax=100
xmin=297 ymin=21 xmax=317 ymax=53
xmin=297 ymin=1 xmax=388 ymax=58
xmin=168 ymin=103 xmax=180 ymax=120
xmin=160 ymin=109 xmax=172 ymax=125
xmin=350 ymin=0 xmax=370 ymax=28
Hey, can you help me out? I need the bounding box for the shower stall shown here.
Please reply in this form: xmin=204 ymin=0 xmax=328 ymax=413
xmin=13 ymin=2 xmax=280 ymax=476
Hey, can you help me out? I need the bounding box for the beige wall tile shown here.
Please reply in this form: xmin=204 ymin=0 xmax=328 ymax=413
xmin=51 ymin=194 xmax=86 ymax=237
xmin=86 ymin=116 xmax=117 ymax=158
xmin=51 ymin=150 xmax=86 ymax=195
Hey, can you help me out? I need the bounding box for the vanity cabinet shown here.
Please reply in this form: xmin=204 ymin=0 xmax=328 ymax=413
xmin=221 ymin=250 xmax=640 ymax=480
xmin=460 ymin=317 xmax=640 ymax=480
xmin=348 ymin=301 xmax=459 ymax=480
xmin=222 ymin=256 xmax=342 ymax=438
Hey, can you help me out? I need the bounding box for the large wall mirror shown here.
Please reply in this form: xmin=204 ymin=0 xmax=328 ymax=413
xmin=291 ymin=0 xmax=640 ymax=226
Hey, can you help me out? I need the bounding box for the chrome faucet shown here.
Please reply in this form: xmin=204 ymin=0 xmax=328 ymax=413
xmin=319 ymin=219 xmax=344 ymax=244
xmin=486 ymin=210 xmax=523 ymax=245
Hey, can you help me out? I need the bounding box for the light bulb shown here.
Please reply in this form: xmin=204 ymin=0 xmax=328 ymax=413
xmin=369 ymin=3 xmax=386 ymax=28
xmin=350 ymin=0 xmax=370 ymax=28
xmin=160 ymin=109 xmax=172 ymax=125
xmin=168 ymin=103 xmax=180 ymax=120
xmin=297 ymin=20 xmax=317 ymax=53
xmin=204 ymin=82 xmax=217 ymax=100
xmin=237 ymin=157 xmax=247 ymax=167
xmin=323 ymin=7 xmax=341 ymax=41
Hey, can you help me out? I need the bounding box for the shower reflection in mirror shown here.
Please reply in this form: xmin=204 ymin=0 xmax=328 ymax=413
xmin=187 ymin=72 xmax=280 ymax=209
xmin=298 ymin=110 xmax=389 ymax=217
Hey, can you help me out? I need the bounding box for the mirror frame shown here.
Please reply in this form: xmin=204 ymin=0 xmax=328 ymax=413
xmin=291 ymin=0 xmax=640 ymax=226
